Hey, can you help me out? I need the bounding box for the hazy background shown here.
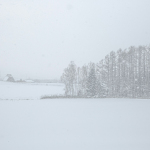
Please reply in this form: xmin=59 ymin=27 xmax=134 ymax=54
xmin=0 ymin=0 xmax=150 ymax=79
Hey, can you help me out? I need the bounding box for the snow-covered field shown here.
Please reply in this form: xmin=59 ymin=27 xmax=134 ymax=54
xmin=0 ymin=82 xmax=150 ymax=150
xmin=0 ymin=81 xmax=64 ymax=100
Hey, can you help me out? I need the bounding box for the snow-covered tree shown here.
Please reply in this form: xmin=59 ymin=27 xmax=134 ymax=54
xmin=61 ymin=44 xmax=150 ymax=98
xmin=86 ymin=63 xmax=97 ymax=97
xmin=61 ymin=61 xmax=77 ymax=96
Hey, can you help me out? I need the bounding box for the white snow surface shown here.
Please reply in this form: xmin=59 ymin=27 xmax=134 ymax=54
xmin=0 ymin=99 xmax=150 ymax=150
xmin=0 ymin=81 xmax=64 ymax=100
xmin=0 ymin=81 xmax=150 ymax=150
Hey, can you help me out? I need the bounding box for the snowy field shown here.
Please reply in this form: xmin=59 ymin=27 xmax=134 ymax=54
xmin=0 ymin=81 xmax=64 ymax=100
xmin=0 ymin=82 xmax=150 ymax=150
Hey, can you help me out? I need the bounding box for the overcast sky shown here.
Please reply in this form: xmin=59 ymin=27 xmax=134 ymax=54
xmin=0 ymin=0 xmax=150 ymax=79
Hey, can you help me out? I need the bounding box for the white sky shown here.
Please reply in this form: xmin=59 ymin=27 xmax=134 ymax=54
xmin=0 ymin=0 xmax=150 ymax=79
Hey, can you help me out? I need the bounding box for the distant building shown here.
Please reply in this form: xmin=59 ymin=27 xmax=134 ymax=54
xmin=25 ymin=79 xmax=34 ymax=83
xmin=3 ymin=74 xmax=15 ymax=82
xmin=16 ymin=79 xmax=25 ymax=82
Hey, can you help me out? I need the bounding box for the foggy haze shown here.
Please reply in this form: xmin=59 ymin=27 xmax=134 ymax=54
xmin=0 ymin=0 xmax=150 ymax=79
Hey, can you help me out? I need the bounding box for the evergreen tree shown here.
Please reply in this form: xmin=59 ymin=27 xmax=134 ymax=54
xmin=61 ymin=61 xmax=77 ymax=96
xmin=86 ymin=63 xmax=97 ymax=97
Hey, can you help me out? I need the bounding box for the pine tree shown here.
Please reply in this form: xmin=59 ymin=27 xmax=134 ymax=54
xmin=61 ymin=61 xmax=77 ymax=96
xmin=103 ymin=55 xmax=110 ymax=97
xmin=79 ymin=65 xmax=88 ymax=96
xmin=109 ymin=51 xmax=116 ymax=97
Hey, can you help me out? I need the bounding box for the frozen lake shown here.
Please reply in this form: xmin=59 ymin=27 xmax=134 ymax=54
xmin=0 ymin=81 xmax=150 ymax=150
xmin=0 ymin=81 xmax=65 ymax=100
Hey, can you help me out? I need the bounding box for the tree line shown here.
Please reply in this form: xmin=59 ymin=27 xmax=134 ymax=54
xmin=61 ymin=45 xmax=150 ymax=98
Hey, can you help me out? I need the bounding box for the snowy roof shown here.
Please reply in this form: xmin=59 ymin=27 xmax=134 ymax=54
xmin=3 ymin=76 xmax=9 ymax=81
xmin=3 ymin=74 xmax=15 ymax=82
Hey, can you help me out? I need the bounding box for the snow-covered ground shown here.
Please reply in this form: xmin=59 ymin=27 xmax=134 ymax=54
xmin=0 ymin=81 xmax=64 ymax=100
xmin=0 ymin=99 xmax=150 ymax=150
xmin=0 ymin=82 xmax=150 ymax=150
